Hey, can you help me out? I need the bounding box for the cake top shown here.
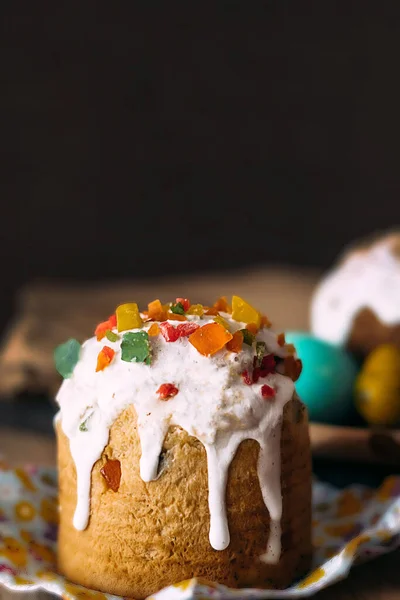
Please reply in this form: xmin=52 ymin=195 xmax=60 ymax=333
xmin=311 ymin=233 xmax=400 ymax=345
xmin=55 ymin=295 xmax=302 ymax=563
xmin=55 ymin=295 xmax=301 ymax=384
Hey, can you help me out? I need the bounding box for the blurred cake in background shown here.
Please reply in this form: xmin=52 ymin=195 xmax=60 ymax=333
xmin=311 ymin=231 xmax=400 ymax=357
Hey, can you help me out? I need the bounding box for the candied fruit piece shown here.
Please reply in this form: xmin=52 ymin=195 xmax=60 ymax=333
xmin=176 ymin=298 xmax=190 ymax=312
xmin=204 ymin=306 xmax=219 ymax=316
xmin=96 ymin=346 xmax=115 ymax=372
xmin=261 ymin=384 xmax=276 ymax=399
xmin=232 ymin=295 xmax=261 ymax=327
xmin=285 ymin=343 xmax=296 ymax=355
xmin=213 ymin=315 xmax=231 ymax=330
xmin=105 ymin=330 xmax=118 ymax=342
xmin=284 ymin=356 xmax=303 ymax=382
xmin=95 ymin=320 xmax=111 ymax=341
xmin=170 ymin=302 xmax=185 ymax=315
xmin=277 ymin=333 xmax=286 ymax=347
xmin=157 ymin=383 xmax=179 ymax=400
xmin=148 ymin=323 xmax=160 ymax=336
xmin=108 ymin=314 xmax=117 ymax=328
xmin=260 ymin=314 xmax=272 ymax=329
xmin=121 ymin=331 xmax=151 ymax=364
xmin=100 ymin=459 xmax=121 ymax=492
xmin=246 ymin=323 xmax=259 ymax=335
xmin=226 ymin=330 xmax=243 ymax=353
xmin=242 ymin=370 xmax=252 ymax=385
xmin=147 ymin=299 xmax=168 ymax=321
xmin=159 ymin=321 xmax=199 ymax=342
xmin=189 ymin=323 xmax=233 ymax=356
xmin=255 ymin=341 xmax=267 ymax=366
xmin=214 ymin=296 xmax=232 ymax=313
xmin=252 ymin=353 xmax=276 ymax=383
xmin=54 ymin=339 xmax=81 ymax=379
xmin=116 ymin=303 xmax=143 ymax=332
xmin=167 ymin=311 xmax=187 ymax=321
xmin=187 ymin=304 xmax=204 ymax=316
xmin=240 ymin=329 xmax=255 ymax=346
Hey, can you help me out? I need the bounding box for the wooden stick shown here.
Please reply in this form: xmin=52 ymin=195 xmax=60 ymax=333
xmin=310 ymin=423 xmax=400 ymax=465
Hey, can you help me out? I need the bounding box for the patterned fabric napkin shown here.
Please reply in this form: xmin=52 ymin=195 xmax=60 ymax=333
xmin=0 ymin=463 xmax=400 ymax=599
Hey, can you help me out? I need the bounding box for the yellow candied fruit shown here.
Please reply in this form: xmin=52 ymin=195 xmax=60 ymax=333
xmin=187 ymin=304 xmax=204 ymax=316
xmin=213 ymin=315 xmax=231 ymax=330
xmin=231 ymin=295 xmax=261 ymax=328
xmin=116 ymin=303 xmax=143 ymax=332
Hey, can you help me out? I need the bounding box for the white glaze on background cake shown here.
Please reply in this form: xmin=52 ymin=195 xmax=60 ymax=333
xmin=311 ymin=235 xmax=400 ymax=345
xmin=56 ymin=313 xmax=296 ymax=564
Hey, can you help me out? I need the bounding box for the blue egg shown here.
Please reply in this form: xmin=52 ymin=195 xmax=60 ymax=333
xmin=284 ymin=332 xmax=359 ymax=424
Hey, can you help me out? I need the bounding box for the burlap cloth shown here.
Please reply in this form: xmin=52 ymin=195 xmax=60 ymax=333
xmin=0 ymin=267 xmax=320 ymax=400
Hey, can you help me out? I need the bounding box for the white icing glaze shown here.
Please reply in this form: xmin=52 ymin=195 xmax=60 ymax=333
xmin=311 ymin=236 xmax=400 ymax=345
xmin=55 ymin=312 xmax=295 ymax=563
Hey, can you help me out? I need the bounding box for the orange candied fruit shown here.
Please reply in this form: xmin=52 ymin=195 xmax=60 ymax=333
xmin=284 ymin=356 xmax=303 ymax=382
xmin=167 ymin=312 xmax=187 ymax=321
xmin=277 ymin=332 xmax=286 ymax=346
xmin=148 ymin=299 xmax=168 ymax=321
xmin=96 ymin=346 xmax=115 ymax=372
xmin=213 ymin=296 xmax=232 ymax=313
xmin=204 ymin=306 xmax=219 ymax=316
xmin=245 ymin=323 xmax=259 ymax=335
xmin=226 ymin=330 xmax=243 ymax=353
xmin=189 ymin=322 xmax=233 ymax=356
xmin=148 ymin=323 xmax=160 ymax=337
xmin=260 ymin=314 xmax=272 ymax=329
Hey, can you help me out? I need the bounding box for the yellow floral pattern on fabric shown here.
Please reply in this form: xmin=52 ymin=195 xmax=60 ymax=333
xmin=0 ymin=465 xmax=400 ymax=599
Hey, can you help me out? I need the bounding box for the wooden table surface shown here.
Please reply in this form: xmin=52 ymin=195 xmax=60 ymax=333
xmin=1 ymin=425 xmax=400 ymax=600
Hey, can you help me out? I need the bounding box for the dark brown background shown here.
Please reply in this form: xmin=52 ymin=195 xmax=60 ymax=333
xmin=2 ymin=2 xmax=400 ymax=332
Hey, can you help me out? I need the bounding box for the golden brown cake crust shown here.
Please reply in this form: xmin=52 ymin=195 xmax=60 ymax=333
xmin=57 ymin=399 xmax=312 ymax=599
xmin=347 ymin=308 xmax=400 ymax=357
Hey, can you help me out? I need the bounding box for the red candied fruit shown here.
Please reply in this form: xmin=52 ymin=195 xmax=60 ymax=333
xmin=157 ymin=383 xmax=179 ymax=400
xmin=95 ymin=314 xmax=117 ymax=341
xmin=159 ymin=321 xmax=199 ymax=342
xmin=176 ymin=298 xmax=191 ymax=312
xmin=242 ymin=370 xmax=253 ymax=385
xmin=252 ymin=354 xmax=276 ymax=383
xmin=261 ymin=384 xmax=276 ymax=399
xmin=100 ymin=459 xmax=121 ymax=492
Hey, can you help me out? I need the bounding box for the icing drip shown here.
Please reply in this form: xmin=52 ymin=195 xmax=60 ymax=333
xmin=312 ymin=236 xmax=400 ymax=345
xmin=56 ymin=313 xmax=295 ymax=561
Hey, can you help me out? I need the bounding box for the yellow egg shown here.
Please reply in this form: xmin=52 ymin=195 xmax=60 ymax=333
xmin=355 ymin=344 xmax=400 ymax=426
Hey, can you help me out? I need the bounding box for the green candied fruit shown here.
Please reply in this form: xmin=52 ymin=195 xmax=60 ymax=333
xmin=105 ymin=329 xmax=119 ymax=342
xmin=121 ymin=331 xmax=151 ymax=365
xmin=255 ymin=341 xmax=267 ymax=366
xmin=54 ymin=338 xmax=81 ymax=378
xmin=170 ymin=302 xmax=185 ymax=315
xmin=239 ymin=328 xmax=255 ymax=346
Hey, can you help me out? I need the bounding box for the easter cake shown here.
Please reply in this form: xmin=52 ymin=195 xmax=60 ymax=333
xmin=311 ymin=232 xmax=400 ymax=357
xmin=55 ymin=296 xmax=312 ymax=599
